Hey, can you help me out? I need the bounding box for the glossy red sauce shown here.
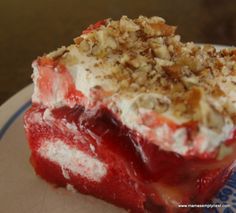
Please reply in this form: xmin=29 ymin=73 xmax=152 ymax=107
xmin=24 ymin=104 xmax=236 ymax=212
xmin=52 ymin=105 xmax=235 ymax=195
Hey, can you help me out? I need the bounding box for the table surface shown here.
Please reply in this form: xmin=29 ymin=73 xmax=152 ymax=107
xmin=1 ymin=0 xmax=236 ymax=105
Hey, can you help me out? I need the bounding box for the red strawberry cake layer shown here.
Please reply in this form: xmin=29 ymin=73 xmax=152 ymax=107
xmin=24 ymin=16 xmax=236 ymax=213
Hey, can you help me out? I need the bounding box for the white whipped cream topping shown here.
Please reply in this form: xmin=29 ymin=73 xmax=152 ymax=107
xmin=32 ymin=46 xmax=235 ymax=156
xmin=38 ymin=139 xmax=107 ymax=182
xmin=67 ymin=47 xmax=118 ymax=98
xmin=115 ymin=96 xmax=233 ymax=155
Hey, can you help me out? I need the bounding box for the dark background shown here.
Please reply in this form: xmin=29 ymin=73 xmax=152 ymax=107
xmin=1 ymin=0 xmax=236 ymax=104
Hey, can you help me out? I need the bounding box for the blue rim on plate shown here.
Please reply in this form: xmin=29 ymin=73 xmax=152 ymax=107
xmin=0 ymin=100 xmax=31 ymax=139
xmin=0 ymin=99 xmax=235 ymax=213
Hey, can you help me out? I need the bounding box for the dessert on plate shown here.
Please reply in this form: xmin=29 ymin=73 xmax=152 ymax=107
xmin=24 ymin=16 xmax=236 ymax=213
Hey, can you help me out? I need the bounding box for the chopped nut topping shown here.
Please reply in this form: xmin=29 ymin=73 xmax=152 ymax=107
xmin=62 ymin=16 xmax=236 ymax=130
xmin=134 ymin=94 xmax=170 ymax=113
xmin=47 ymin=46 xmax=68 ymax=59
xmin=163 ymin=64 xmax=182 ymax=80
xmin=119 ymin=16 xmax=140 ymax=32
xmin=185 ymin=87 xmax=202 ymax=114
xmin=212 ymin=85 xmax=225 ymax=97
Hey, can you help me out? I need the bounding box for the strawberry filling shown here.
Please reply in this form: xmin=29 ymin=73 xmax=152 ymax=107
xmin=24 ymin=102 xmax=236 ymax=213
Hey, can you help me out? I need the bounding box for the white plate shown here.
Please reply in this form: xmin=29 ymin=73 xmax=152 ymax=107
xmin=0 ymin=45 xmax=235 ymax=213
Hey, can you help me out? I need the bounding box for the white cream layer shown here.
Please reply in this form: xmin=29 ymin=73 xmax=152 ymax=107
xmin=38 ymin=139 xmax=107 ymax=182
xmin=32 ymin=46 xmax=235 ymax=156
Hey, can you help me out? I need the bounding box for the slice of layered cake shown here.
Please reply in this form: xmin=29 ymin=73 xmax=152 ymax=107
xmin=24 ymin=16 xmax=236 ymax=213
